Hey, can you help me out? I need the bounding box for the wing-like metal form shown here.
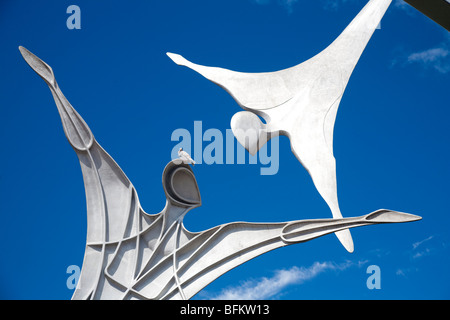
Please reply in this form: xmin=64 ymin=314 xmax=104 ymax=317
xmin=168 ymin=0 xmax=393 ymax=252
xmin=19 ymin=46 xmax=163 ymax=299
xmin=20 ymin=46 xmax=205 ymax=299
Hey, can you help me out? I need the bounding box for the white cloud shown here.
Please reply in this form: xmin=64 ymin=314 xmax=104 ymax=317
xmin=396 ymin=235 xmax=447 ymax=277
xmin=253 ymin=0 xmax=270 ymax=4
xmin=412 ymin=247 xmax=432 ymax=259
xmin=394 ymin=0 xmax=410 ymax=10
xmin=393 ymin=0 xmax=420 ymax=16
xmin=410 ymin=235 xmax=443 ymax=260
xmin=320 ymin=0 xmax=360 ymax=11
xmin=205 ymin=260 xmax=365 ymax=300
xmin=252 ymin=0 xmax=412 ymax=14
xmin=395 ymin=269 xmax=406 ymax=276
xmin=281 ymin=0 xmax=299 ymax=13
xmin=407 ymin=46 xmax=450 ymax=73
xmin=395 ymin=266 xmax=419 ymax=277
xmin=251 ymin=0 xmax=299 ymax=14
xmin=412 ymin=235 xmax=434 ymax=250
xmin=392 ymin=33 xmax=450 ymax=74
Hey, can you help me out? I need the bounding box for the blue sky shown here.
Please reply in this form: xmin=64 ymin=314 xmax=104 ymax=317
xmin=0 ymin=0 xmax=449 ymax=300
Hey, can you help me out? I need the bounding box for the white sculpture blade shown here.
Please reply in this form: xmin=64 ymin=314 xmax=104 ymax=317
xmin=168 ymin=0 xmax=393 ymax=253
xmin=19 ymin=46 xmax=94 ymax=151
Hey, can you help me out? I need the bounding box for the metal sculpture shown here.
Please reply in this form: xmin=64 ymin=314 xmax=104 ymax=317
xmin=19 ymin=0 xmax=421 ymax=301
xmin=168 ymin=0 xmax=393 ymax=253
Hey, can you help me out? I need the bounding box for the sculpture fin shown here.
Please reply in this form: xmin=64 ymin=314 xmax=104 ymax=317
xmin=19 ymin=46 xmax=94 ymax=151
xmin=167 ymin=52 xmax=294 ymax=110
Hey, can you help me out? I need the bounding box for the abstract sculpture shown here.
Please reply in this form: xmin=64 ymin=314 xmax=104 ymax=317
xmin=20 ymin=0 xmax=421 ymax=300
xmin=168 ymin=0 xmax=392 ymax=253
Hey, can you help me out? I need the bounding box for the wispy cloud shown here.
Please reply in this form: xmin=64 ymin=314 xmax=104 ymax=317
xmin=406 ymin=46 xmax=450 ymax=74
xmin=395 ymin=266 xmax=418 ymax=277
xmin=253 ymin=0 xmax=270 ymax=4
xmin=410 ymin=235 xmax=443 ymax=260
xmin=281 ymin=0 xmax=299 ymax=13
xmin=204 ymin=260 xmax=366 ymax=300
xmin=320 ymin=0 xmax=360 ymax=11
xmin=393 ymin=0 xmax=420 ymax=16
xmin=253 ymin=0 xmax=421 ymax=14
xmin=392 ymin=33 xmax=450 ymax=74
xmin=252 ymin=0 xmax=416 ymax=14
xmin=412 ymin=235 xmax=434 ymax=250
xmin=397 ymin=234 xmax=448 ymax=277
xmin=251 ymin=0 xmax=299 ymax=14
xmin=394 ymin=0 xmax=412 ymax=11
